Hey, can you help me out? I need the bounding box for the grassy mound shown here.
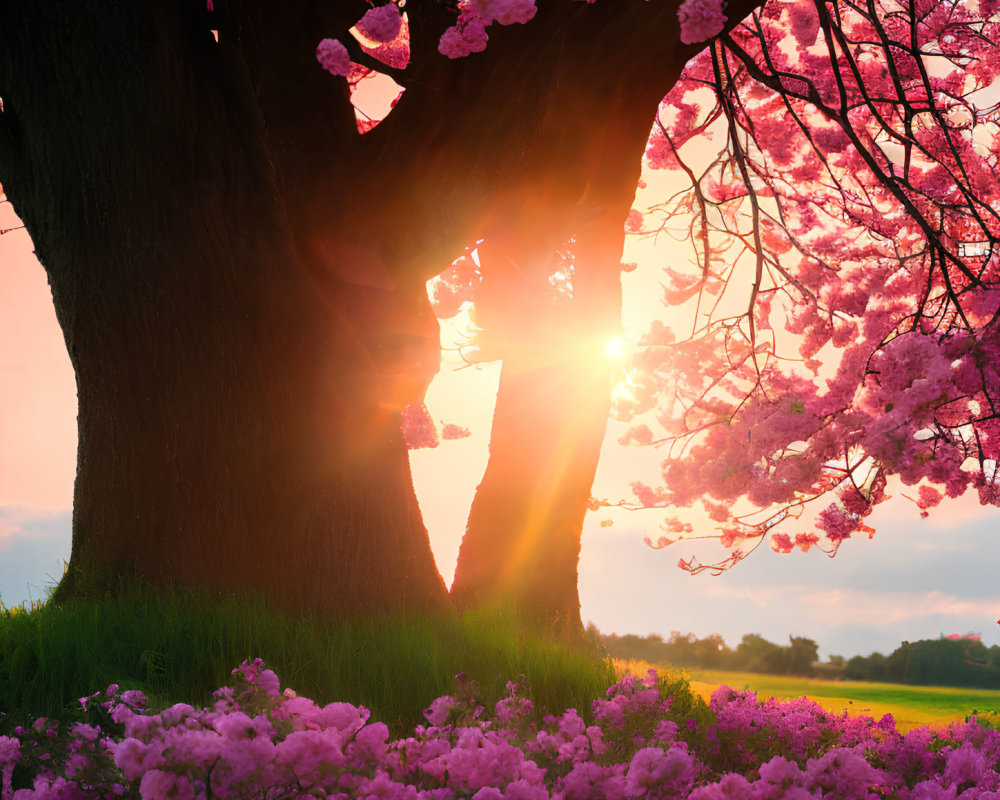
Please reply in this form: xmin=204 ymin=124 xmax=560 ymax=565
xmin=0 ymin=587 xmax=617 ymax=734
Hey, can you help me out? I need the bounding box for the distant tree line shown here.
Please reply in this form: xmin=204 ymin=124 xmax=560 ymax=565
xmin=590 ymin=626 xmax=823 ymax=677
xmin=845 ymin=638 xmax=1000 ymax=689
xmin=591 ymin=626 xmax=1000 ymax=689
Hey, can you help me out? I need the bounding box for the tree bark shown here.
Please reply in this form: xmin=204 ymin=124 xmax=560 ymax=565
xmin=449 ymin=5 xmax=688 ymax=634
xmin=0 ymin=0 xmax=448 ymax=616
xmin=448 ymin=0 xmax=771 ymax=632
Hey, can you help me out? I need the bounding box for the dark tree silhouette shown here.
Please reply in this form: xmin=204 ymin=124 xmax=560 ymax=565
xmin=0 ymin=0 xmax=762 ymax=626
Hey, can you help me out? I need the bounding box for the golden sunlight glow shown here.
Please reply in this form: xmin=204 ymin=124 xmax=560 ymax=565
xmin=611 ymin=380 xmax=638 ymax=406
xmin=604 ymin=337 xmax=625 ymax=359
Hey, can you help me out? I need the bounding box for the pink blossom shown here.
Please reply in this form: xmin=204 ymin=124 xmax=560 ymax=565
xmin=0 ymin=737 xmax=20 ymax=765
xmin=255 ymin=668 xmax=280 ymax=697
xmin=438 ymin=0 xmax=537 ymax=58
xmin=789 ymin=4 xmax=820 ymax=46
xmin=662 ymin=516 xmax=693 ymax=534
xmin=441 ymin=423 xmax=472 ymax=440
xmin=276 ymin=729 xmax=348 ymax=785
xmin=757 ymin=754 xmax=804 ymax=785
xmin=0 ymin=736 xmax=17 ymax=800
xmin=213 ymin=710 xmax=273 ymax=741
xmin=356 ymin=4 xmax=403 ymax=43
xmin=559 ymin=760 xmax=626 ymax=800
xmin=677 ymin=0 xmax=727 ymax=44
xmin=624 ymin=745 xmax=697 ymax=798
xmin=839 ymin=486 xmax=870 ymax=516
xmin=977 ymin=473 xmax=1000 ymax=506
xmin=631 ymin=481 xmax=667 ymax=508
xmin=402 ymin=403 xmax=439 ymax=449
xmin=311 ymin=701 xmax=371 ymax=733
xmin=68 ymin=723 xmax=98 ymax=742
xmin=618 ymin=424 xmax=654 ymax=446
xmin=645 ymin=128 xmax=680 ymax=171
xmin=943 ymin=741 xmax=987 ymax=786
xmin=470 ymin=0 xmax=537 ymax=25
xmin=917 ymin=484 xmax=943 ymax=510
xmin=316 ymin=38 xmax=351 ymax=77
xmin=817 ymin=503 xmax=860 ymax=543
xmin=424 ymin=696 xmax=458 ymax=727
xmin=120 ymin=690 xmax=147 ymax=709
xmin=438 ymin=13 xmax=489 ymax=58
xmin=688 ymin=772 xmax=754 ymax=799
xmin=804 ymin=749 xmax=886 ymax=796
xmin=138 ymin=769 xmax=195 ymax=800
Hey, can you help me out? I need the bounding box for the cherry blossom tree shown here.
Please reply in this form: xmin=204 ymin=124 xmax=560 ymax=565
xmin=8 ymin=0 xmax=989 ymax=633
xmin=0 ymin=0 xmax=762 ymax=628
xmin=611 ymin=0 xmax=1000 ymax=572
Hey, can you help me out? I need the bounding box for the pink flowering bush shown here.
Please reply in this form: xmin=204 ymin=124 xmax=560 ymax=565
xmin=5 ymin=661 xmax=1000 ymax=799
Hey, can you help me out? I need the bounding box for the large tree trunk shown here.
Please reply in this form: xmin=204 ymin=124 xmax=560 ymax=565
xmin=448 ymin=0 xmax=771 ymax=633
xmin=450 ymin=7 xmax=685 ymax=634
xmin=449 ymin=224 xmax=624 ymax=636
xmin=450 ymin=359 xmax=614 ymax=636
xmin=0 ymin=0 xmax=448 ymax=616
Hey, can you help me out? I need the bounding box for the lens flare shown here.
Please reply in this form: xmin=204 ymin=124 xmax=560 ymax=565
xmin=604 ymin=337 xmax=625 ymax=359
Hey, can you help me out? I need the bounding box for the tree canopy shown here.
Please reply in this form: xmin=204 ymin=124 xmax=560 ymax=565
xmin=597 ymin=0 xmax=1000 ymax=572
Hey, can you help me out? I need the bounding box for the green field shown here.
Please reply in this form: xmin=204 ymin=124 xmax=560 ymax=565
xmin=619 ymin=661 xmax=1000 ymax=732
xmin=689 ymin=668 xmax=1000 ymax=731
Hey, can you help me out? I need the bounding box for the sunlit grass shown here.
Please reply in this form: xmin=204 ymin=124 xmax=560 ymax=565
xmin=617 ymin=660 xmax=1000 ymax=732
xmin=0 ymin=587 xmax=616 ymax=735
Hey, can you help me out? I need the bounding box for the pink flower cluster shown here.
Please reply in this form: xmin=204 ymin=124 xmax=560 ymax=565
xmin=677 ymin=0 xmax=727 ymax=44
xmin=438 ymin=0 xmax=538 ymax=59
xmin=4 ymin=662 xmax=1000 ymax=799
xmin=614 ymin=0 xmax=1000 ymax=570
xmin=356 ymin=4 xmax=403 ymax=44
xmin=402 ymin=403 xmax=440 ymax=450
xmin=316 ymin=38 xmax=351 ymax=77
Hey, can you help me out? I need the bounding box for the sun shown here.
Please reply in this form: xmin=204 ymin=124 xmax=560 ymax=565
xmin=604 ymin=337 xmax=625 ymax=359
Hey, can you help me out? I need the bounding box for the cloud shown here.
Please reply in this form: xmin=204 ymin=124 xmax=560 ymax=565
xmin=799 ymin=587 xmax=1000 ymax=626
xmin=693 ymin=580 xmax=794 ymax=610
xmin=0 ymin=506 xmax=67 ymax=543
xmin=870 ymin=485 xmax=1000 ymax=532
xmin=679 ymin=580 xmax=1000 ymax=628
xmin=0 ymin=506 xmax=71 ymax=608
xmin=579 ymin=516 xmax=1000 ymax=659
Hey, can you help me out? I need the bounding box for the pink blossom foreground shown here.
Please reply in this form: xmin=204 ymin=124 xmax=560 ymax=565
xmin=2 ymin=661 xmax=1000 ymax=799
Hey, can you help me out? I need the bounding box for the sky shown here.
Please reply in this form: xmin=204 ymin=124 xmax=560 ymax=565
xmin=4 ymin=189 xmax=1000 ymax=663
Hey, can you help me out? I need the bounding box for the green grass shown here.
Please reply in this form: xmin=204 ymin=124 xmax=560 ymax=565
xmin=0 ymin=587 xmax=616 ymax=735
xmin=684 ymin=667 xmax=1000 ymax=731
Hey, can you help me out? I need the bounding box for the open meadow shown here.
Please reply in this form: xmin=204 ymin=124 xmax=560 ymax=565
xmin=622 ymin=662 xmax=1000 ymax=732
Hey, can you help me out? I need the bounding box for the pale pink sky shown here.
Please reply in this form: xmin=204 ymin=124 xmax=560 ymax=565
xmin=0 ymin=209 xmax=76 ymax=511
